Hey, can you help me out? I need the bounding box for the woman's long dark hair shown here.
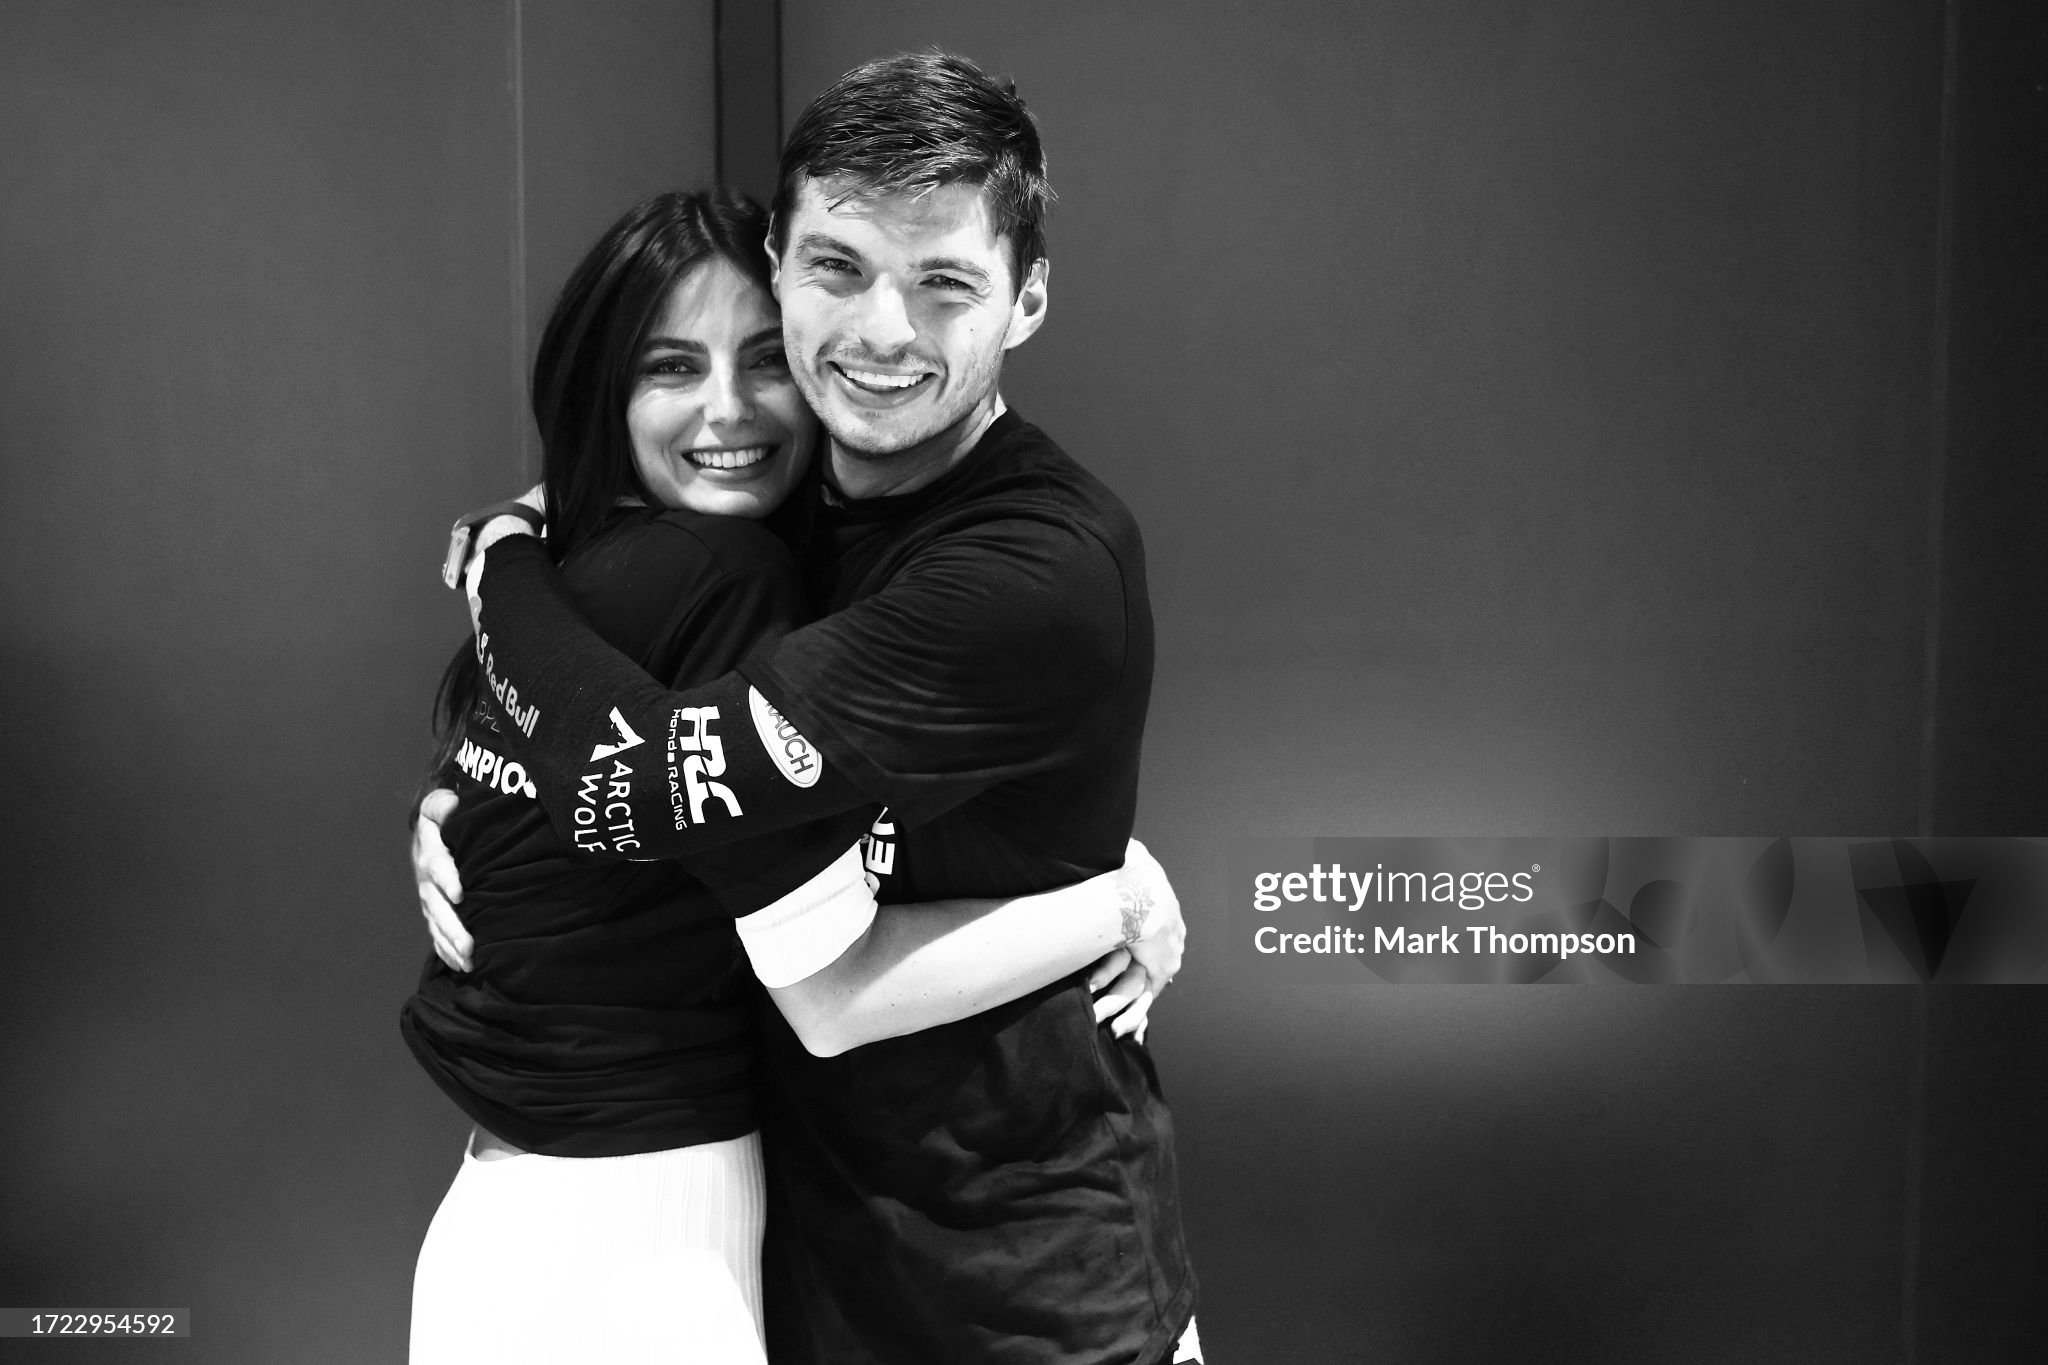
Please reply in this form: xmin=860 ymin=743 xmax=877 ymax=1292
xmin=428 ymin=188 xmax=776 ymax=768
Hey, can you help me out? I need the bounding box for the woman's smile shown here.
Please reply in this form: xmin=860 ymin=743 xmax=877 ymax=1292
xmin=683 ymin=443 xmax=774 ymax=472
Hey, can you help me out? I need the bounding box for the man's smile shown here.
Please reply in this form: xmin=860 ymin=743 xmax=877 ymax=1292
xmin=829 ymin=361 xmax=936 ymax=399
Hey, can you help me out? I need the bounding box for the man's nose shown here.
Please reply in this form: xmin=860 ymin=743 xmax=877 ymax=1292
xmin=703 ymin=363 xmax=753 ymax=425
xmin=852 ymin=284 xmax=917 ymax=353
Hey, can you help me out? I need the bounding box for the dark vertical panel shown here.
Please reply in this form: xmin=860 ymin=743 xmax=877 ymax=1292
xmin=780 ymin=4 xmax=1961 ymax=1358
xmin=1930 ymin=0 xmax=2048 ymax=835
xmin=0 ymin=3 xmax=714 ymax=1360
xmin=718 ymin=0 xmax=784 ymax=204
xmin=1913 ymin=991 xmax=2048 ymax=1360
xmin=518 ymin=0 xmax=718 ymax=477
xmin=1916 ymin=20 xmax=2048 ymax=1355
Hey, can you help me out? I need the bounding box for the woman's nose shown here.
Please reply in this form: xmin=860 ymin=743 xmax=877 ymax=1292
xmin=702 ymin=364 xmax=753 ymax=425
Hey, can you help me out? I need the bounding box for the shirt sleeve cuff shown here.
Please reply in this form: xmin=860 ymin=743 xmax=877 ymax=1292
xmin=732 ymin=843 xmax=878 ymax=988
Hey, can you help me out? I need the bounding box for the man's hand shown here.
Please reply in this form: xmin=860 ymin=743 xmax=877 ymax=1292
xmin=460 ymin=512 xmax=541 ymax=632
xmin=414 ymin=788 xmax=472 ymax=971
xmin=442 ymin=487 xmax=544 ymax=587
xmin=442 ymin=487 xmax=547 ymax=629
xmin=1088 ymin=838 xmax=1184 ymax=1042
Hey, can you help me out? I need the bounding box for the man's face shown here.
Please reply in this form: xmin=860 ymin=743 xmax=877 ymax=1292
xmin=771 ymin=176 xmax=1047 ymax=478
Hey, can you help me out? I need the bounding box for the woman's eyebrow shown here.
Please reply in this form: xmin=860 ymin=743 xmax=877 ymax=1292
xmin=643 ymin=328 xmax=780 ymax=351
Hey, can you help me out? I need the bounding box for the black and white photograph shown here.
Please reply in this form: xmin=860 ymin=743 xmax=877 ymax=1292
xmin=2 ymin=1 xmax=2043 ymax=1361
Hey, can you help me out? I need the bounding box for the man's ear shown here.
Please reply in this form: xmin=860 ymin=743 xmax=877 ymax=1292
xmin=765 ymin=228 xmax=783 ymax=300
xmin=1003 ymin=258 xmax=1049 ymax=351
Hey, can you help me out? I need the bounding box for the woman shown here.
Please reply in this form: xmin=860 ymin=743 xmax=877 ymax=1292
xmin=402 ymin=190 xmax=1169 ymax=1364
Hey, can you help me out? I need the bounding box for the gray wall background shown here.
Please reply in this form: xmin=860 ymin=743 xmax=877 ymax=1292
xmin=2 ymin=1 xmax=2041 ymax=1361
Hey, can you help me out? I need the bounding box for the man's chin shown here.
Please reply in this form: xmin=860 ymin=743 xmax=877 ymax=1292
xmin=821 ymin=405 xmax=951 ymax=461
xmin=829 ymin=432 xmax=925 ymax=462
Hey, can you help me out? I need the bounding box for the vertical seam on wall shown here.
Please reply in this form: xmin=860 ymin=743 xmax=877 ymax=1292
xmin=1904 ymin=11 xmax=1962 ymax=1351
xmin=510 ymin=0 xmax=531 ymax=479
xmin=771 ymin=0 xmax=783 ymax=155
xmin=1917 ymin=0 xmax=1961 ymax=840
xmin=714 ymin=0 xmax=782 ymax=197
xmin=712 ymin=0 xmax=727 ymax=185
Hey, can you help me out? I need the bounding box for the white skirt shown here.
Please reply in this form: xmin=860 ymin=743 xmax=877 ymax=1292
xmin=410 ymin=1129 xmax=767 ymax=1365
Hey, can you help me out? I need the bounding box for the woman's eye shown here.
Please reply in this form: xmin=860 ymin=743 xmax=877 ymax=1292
xmin=751 ymin=349 xmax=790 ymax=371
xmin=645 ymin=356 xmax=699 ymax=377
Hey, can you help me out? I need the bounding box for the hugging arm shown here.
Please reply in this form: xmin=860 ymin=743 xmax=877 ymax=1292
xmin=463 ymin=534 xmax=875 ymax=858
xmin=416 ymin=514 xmax=1179 ymax=1043
xmin=741 ymin=838 xmax=1181 ymax=1056
xmin=412 ymin=799 xmax=1182 ymax=1052
xmin=462 ymin=508 xmax=1136 ymax=855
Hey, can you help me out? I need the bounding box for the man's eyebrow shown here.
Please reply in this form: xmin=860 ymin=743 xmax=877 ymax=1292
xmin=793 ymin=233 xmax=992 ymax=285
xmin=794 ymin=232 xmax=864 ymax=261
xmin=915 ymin=256 xmax=991 ymax=285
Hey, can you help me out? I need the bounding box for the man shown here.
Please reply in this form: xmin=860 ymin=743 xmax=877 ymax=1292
xmin=421 ymin=53 xmax=1200 ymax=1363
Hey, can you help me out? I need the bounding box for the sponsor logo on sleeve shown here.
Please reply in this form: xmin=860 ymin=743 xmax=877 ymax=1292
xmin=862 ymin=810 xmax=896 ymax=879
xmin=572 ymin=758 xmax=639 ymax=853
xmin=666 ymin=706 xmax=743 ymax=828
xmin=473 ymin=631 xmax=539 ymax=738
xmin=589 ymin=707 xmax=645 ymax=762
xmin=748 ymin=687 xmax=822 ymax=789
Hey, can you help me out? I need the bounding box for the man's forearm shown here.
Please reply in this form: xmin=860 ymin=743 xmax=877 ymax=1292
xmin=769 ymin=870 xmax=1136 ymax=1057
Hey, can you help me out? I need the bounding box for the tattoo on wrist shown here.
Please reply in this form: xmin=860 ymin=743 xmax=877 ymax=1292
xmin=1118 ymin=884 xmax=1151 ymax=947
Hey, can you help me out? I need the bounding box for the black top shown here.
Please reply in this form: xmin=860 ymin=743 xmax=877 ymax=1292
xmin=470 ymin=411 xmax=1196 ymax=1363
xmin=399 ymin=506 xmax=858 ymax=1157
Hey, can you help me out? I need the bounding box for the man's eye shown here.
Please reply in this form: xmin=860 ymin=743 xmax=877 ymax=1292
xmin=809 ymin=256 xmax=855 ymax=275
xmin=927 ymin=275 xmax=971 ymax=292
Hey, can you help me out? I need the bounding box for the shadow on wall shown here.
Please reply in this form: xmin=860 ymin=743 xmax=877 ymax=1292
xmin=1150 ymin=978 xmax=1922 ymax=1363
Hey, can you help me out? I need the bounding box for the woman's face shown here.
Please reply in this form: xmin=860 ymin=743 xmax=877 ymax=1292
xmin=627 ymin=258 xmax=817 ymax=519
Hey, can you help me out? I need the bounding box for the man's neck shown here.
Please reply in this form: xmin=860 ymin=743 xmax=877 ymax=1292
xmin=827 ymin=395 xmax=1007 ymax=502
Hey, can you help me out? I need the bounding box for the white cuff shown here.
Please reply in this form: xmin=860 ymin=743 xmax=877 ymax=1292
xmin=733 ymin=843 xmax=878 ymax=988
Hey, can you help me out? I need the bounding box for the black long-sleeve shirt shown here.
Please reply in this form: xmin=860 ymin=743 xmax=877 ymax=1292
xmin=468 ymin=411 xmax=1195 ymax=1364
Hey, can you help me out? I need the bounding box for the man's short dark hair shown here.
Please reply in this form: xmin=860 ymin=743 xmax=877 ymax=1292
xmin=770 ymin=51 xmax=1052 ymax=290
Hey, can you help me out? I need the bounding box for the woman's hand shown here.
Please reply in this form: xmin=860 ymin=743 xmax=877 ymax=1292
xmin=1088 ymin=838 xmax=1183 ymax=1043
xmin=414 ymin=788 xmax=472 ymax=971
